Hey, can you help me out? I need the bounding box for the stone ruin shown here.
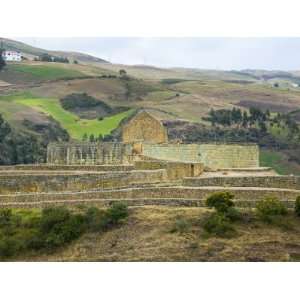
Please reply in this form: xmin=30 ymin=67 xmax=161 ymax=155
xmin=0 ymin=110 xmax=299 ymax=209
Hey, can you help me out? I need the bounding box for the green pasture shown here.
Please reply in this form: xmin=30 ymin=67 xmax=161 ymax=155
xmin=8 ymin=64 xmax=84 ymax=80
xmin=13 ymin=96 xmax=132 ymax=140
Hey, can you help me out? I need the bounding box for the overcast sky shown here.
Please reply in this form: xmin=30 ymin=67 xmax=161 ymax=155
xmin=16 ymin=37 xmax=300 ymax=70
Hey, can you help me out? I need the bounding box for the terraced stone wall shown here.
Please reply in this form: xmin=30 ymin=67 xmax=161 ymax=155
xmin=0 ymin=164 xmax=134 ymax=172
xmin=183 ymin=176 xmax=300 ymax=189
xmin=134 ymin=160 xmax=204 ymax=180
xmin=1 ymin=187 xmax=299 ymax=208
xmin=0 ymin=170 xmax=167 ymax=194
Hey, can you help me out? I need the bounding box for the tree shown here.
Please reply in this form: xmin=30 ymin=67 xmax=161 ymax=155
xmin=39 ymin=53 xmax=53 ymax=62
xmin=74 ymin=60 xmax=78 ymax=64
xmin=82 ymin=133 xmax=88 ymax=141
xmin=89 ymin=134 xmax=95 ymax=142
xmin=119 ymin=69 xmax=127 ymax=77
xmin=0 ymin=49 xmax=6 ymax=71
xmin=97 ymin=134 xmax=103 ymax=142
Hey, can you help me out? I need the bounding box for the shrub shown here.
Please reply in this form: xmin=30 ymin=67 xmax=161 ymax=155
xmin=170 ymin=216 xmax=191 ymax=234
xmin=256 ymin=196 xmax=287 ymax=222
xmin=202 ymin=213 xmax=235 ymax=238
xmin=37 ymin=207 xmax=87 ymax=250
xmin=86 ymin=204 xmax=128 ymax=232
xmin=106 ymin=202 xmax=129 ymax=226
xmin=295 ymin=196 xmax=300 ymax=216
xmin=206 ymin=192 xmax=235 ymax=213
xmin=40 ymin=207 xmax=71 ymax=233
xmin=86 ymin=207 xmax=105 ymax=231
xmin=0 ymin=209 xmax=12 ymax=227
xmin=0 ymin=205 xmax=129 ymax=258
xmin=0 ymin=237 xmax=21 ymax=258
xmin=224 ymin=207 xmax=241 ymax=222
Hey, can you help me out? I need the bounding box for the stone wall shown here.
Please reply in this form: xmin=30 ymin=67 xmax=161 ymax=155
xmin=47 ymin=141 xmax=259 ymax=170
xmin=0 ymin=170 xmax=167 ymax=194
xmin=199 ymin=144 xmax=259 ymax=169
xmin=122 ymin=111 xmax=168 ymax=143
xmin=0 ymin=186 xmax=299 ymax=208
xmin=0 ymin=164 xmax=134 ymax=172
xmin=142 ymin=143 xmax=259 ymax=169
xmin=134 ymin=160 xmax=204 ymax=180
xmin=47 ymin=142 xmax=133 ymax=165
xmin=183 ymin=176 xmax=300 ymax=189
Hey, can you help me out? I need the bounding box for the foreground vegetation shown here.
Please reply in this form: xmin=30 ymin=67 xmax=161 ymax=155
xmin=3 ymin=194 xmax=300 ymax=261
xmin=0 ymin=203 xmax=128 ymax=260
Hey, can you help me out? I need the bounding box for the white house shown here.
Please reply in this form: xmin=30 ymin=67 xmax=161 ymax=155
xmin=2 ymin=50 xmax=22 ymax=62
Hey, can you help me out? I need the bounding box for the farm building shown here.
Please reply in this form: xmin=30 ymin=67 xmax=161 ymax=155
xmin=2 ymin=50 xmax=22 ymax=62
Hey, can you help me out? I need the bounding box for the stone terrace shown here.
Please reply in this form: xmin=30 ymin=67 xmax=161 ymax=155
xmin=0 ymin=164 xmax=299 ymax=209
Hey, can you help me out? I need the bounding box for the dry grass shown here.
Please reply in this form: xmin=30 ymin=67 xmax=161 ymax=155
xmin=14 ymin=206 xmax=300 ymax=262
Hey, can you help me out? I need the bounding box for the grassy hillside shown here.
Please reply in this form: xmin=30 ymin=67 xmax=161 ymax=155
xmin=9 ymin=64 xmax=84 ymax=80
xmin=0 ymin=92 xmax=132 ymax=140
xmin=2 ymin=38 xmax=300 ymax=172
xmin=12 ymin=206 xmax=300 ymax=262
xmin=16 ymin=97 xmax=133 ymax=140
xmin=0 ymin=37 xmax=108 ymax=63
xmin=260 ymin=149 xmax=300 ymax=175
xmin=0 ymin=62 xmax=115 ymax=84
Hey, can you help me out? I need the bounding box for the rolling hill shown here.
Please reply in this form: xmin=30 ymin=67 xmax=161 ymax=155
xmin=0 ymin=37 xmax=109 ymax=63
xmin=1 ymin=38 xmax=300 ymax=172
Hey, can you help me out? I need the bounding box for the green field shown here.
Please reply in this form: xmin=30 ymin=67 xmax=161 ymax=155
xmin=8 ymin=64 xmax=84 ymax=80
xmin=15 ymin=97 xmax=132 ymax=140
xmin=260 ymin=149 xmax=300 ymax=175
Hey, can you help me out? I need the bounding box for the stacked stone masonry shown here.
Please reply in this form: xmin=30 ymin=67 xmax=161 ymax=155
xmin=0 ymin=170 xmax=167 ymax=194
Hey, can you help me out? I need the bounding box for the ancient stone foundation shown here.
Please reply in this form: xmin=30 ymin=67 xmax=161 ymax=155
xmin=0 ymin=162 xmax=299 ymax=209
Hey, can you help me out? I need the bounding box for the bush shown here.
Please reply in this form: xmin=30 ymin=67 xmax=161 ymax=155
xmin=224 ymin=207 xmax=241 ymax=222
xmin=202 ymin=213 xmax=235 ymax=238
xmin=37 ymin=207 xmax=87 ymax=250
xmin=295 ymin=196 xmax=300 ymax=216
xmin=0 ymin=209 xmax=12 ymax=227
xmin=0 ymin=205 xmax=129 ymax=258
xmin=106 ymin=202 xmax=129 ymax=226
xmin=86 ymin=207 xmax=111 ymax=232
xmin=86 ymin=203 xmax=128 ymax=232
xmin=256 ymin=196 xmax=287 ymax=222
xmin=206 ymin=192 xmax=235 ymax=213
xmin=60 ymin=93 xmax=112 ymax=112
xmin=170 ymin=216 xmax=191 ymax=234
xmin=0 ymin=237 xmax=21 ymax=258
xmin=40 ymin=207 xmax=71 ymax=233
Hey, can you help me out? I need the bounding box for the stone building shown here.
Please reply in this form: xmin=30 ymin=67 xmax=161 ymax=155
xmin=47 ymin=110 xmax=260 ymax=170
xmin=122 ymin=111 xmax=168 ymax=144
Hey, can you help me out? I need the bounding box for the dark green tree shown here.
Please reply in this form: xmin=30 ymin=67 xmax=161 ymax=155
xmin=89 ymin=134 xmax=95 ymax=142
xmin=119 ymin=69 xmax=127 ymax=77
xmin=82 ymin=133 xmax=88 ymax=141
xmin=0 ymin=49 xmax=6 ymax=71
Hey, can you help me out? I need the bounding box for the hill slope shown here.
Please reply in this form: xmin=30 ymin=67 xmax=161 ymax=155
xmin=14 ymin=206 xmax=300 ymax=262
xmin=0 ymin=37 xmax=109 ymax=63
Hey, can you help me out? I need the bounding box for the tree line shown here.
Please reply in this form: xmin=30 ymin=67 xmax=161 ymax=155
xmin=206 ymin=107 xmax=300 ymax=142
xmin=34 ymin=53 xmax=70 ymax=63
xmin=0 ymin=114 xmax=69 ymax=165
